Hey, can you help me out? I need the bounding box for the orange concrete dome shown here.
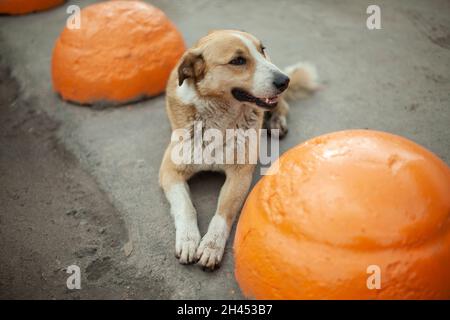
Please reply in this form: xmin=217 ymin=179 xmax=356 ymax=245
xmin=234 ymin=130 xmax=450 ymax=299
xmin=0 ymin=0 xmax=64 ymax=15
xmin=51 ymin=1 xmax=185 ymax=106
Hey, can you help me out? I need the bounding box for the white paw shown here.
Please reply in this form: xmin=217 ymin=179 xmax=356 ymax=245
xmin=269 ymin=115 xmax=288 ymax=138
xmin=175 ymin=223 xmax=201 ymax=264
xmin=196 ymin=216 xmax=229 ymax=271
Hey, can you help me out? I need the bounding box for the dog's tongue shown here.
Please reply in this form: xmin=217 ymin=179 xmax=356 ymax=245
xmin=264 ymin=96 xmax=278 ymax=104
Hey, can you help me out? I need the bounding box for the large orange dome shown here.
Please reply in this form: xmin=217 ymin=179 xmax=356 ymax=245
xmin=234 ymin=130 xmax=450 ymax=299
xmin=51 ymin=1 xmax=185 ymax=106
xmin=0 ymin=0 xmax=64 ymax=15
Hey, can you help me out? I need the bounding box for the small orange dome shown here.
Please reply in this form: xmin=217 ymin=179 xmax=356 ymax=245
xmin=51 ymin=1 xmax=185 ymax=106
xmin=234 ymin=130 xmax=450 ymax=299
xmin=0 ymin=0 xmax=64 ymax=15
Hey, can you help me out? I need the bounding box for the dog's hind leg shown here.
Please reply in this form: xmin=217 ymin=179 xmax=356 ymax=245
xmin=160 ymin=151 xmax=200 ymax=265
xmin=265 ymin=98 xmax=289 ymax=139
xmin=266 ymin=62 xmax=321 ymax=139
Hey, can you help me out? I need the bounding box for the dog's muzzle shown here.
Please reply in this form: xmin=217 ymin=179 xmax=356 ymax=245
xmin=232 ymin=88 xmax=280 ymax=109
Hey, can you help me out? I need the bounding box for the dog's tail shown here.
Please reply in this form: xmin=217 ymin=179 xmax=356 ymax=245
xmin=282 ymin=62 xmax=321 ymax=101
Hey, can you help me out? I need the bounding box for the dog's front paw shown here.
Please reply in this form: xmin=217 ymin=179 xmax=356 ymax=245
xmin=196 ymin=216 xmax=229 ymax=271
xmin=268 ymin=114 xmax=288 ymax=139
xmin=196 ymin=232 xmax=227 ymax=271
xmin=175 ymin=223 xmax=201 ymax=264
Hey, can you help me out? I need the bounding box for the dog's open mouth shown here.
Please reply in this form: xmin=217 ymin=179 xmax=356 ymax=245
xmin=231 ymin=88 xmax=279 ymax=109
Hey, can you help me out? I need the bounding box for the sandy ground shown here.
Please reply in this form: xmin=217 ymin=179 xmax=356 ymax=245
xmin=0 ymin=0 xmax=449 ymax=299
xmin=0 ymin=63 xmax=171 ymax=299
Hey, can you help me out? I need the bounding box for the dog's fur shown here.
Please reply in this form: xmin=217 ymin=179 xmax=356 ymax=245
xmin=159 ymin=30 xmax=319 ymax=270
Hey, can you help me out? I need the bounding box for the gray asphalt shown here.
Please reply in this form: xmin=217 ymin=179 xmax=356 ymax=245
xmin=0 ymin=0 xmax=449 ymax=299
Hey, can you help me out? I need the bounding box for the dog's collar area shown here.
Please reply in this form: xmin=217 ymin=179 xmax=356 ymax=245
xmin=231 ymin=88 xmax=278 ymax=109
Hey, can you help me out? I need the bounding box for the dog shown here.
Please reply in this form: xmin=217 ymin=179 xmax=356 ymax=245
xmin=159 ymin=30 xmax=319 ymax=270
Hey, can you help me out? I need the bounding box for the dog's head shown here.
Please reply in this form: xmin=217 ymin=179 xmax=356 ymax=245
xmin=177 ymin=30 xmax=289 ymax=109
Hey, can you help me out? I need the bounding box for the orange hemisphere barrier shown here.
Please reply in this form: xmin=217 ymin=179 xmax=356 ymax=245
xmin=51 ymin=1 xmax=185 ymax=106
xmin=0 ymin=0 xmax=64 ymax=15
xmin=234 ymin=130 xmax=450 ymax=299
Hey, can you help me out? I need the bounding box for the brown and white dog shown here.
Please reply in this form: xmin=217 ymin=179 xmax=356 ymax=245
xmin=159 ymin=30 xmax=319 ymax=270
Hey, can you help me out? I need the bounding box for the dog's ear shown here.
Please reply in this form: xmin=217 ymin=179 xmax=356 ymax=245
xmin=178 ymin=49 xmax=205 ymax=86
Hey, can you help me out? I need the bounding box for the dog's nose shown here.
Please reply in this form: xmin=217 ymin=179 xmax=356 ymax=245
xmin=273 ymin=73 xmax=290 ymax=92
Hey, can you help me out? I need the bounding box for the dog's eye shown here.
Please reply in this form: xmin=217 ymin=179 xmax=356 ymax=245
xmin=229 ymin=57 xmax=246 ymax=66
